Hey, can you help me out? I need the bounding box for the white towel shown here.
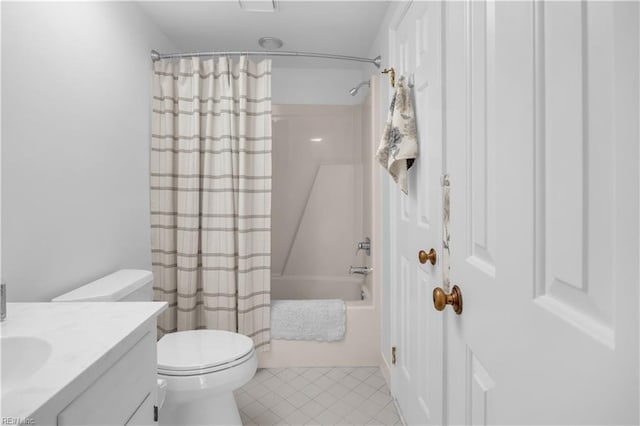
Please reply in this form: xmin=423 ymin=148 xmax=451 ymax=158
xmin=376 ymin=75 xmax=418 ymax=194
xmin=271 ymin=299 xmax=346 ymax=342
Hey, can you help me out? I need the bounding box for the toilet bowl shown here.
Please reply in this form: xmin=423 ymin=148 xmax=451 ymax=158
xmin=157 ymin=330 xmax=257 ymax=425
xmin=53 ymin=270 xmax=257 ymax=426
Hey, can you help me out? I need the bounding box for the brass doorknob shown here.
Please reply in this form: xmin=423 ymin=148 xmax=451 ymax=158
xmin=433 ymin=285 xmax=463 ymax=315
xmin=418 ymin=248 xmax=437 ymax=265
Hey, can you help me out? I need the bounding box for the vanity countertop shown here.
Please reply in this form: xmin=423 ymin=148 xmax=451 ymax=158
xmin=1 ymin=302 xmax=167 ymax=421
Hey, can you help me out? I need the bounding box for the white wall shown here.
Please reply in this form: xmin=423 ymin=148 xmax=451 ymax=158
xmin=1 ymin=2 xmax=175 ymax=302
xmin=272 ymin=66 xmax=369 ymax=106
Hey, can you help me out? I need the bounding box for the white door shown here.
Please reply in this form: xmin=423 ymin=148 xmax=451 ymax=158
xmin=388 ymin=1 xmax=445 ymax=425
xmin=444 ymin=1 xmax=639 ymax=424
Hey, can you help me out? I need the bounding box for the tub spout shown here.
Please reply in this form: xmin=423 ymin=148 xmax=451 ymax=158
xmin=349 ymin=266 xmax=372 ymax=276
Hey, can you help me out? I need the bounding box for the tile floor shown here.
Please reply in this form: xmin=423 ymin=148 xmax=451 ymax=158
xmin=234 ymin=367 xmax=402 ymax=425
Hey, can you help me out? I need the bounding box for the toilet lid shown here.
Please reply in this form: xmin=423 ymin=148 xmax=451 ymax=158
xmin=157 ymin=330 xmax=254 ymax=373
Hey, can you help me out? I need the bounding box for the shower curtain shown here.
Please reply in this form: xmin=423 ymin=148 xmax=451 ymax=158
xmin=150 ymin=56 xmax=272 ymax=351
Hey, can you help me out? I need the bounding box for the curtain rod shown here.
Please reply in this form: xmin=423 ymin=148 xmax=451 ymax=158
xmin=150 ymin=50 xmax=381 ymax=68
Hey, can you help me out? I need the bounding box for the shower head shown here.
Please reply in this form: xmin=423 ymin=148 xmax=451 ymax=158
xmin=349 ymin=80 xmax=370 ymax=96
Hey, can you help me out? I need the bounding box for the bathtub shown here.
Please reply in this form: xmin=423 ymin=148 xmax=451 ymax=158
xmin=258 ymin=276 xmax=381 ymax=368
xmin=270 ymin=275 xmax=363 ymax=301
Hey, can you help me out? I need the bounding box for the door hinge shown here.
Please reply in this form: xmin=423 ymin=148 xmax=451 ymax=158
xmin=391 ymin=346 xmax=397 ymax=365
xmin=154 ymin=405 xmax=158 ymax=422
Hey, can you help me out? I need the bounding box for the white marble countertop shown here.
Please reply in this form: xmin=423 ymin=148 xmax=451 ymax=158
xmin=1 ymin=302 xmax=167 ymax=421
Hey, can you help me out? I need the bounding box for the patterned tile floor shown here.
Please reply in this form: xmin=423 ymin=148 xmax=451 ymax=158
xmin=234 ymin=367 xmax=402 ymax=425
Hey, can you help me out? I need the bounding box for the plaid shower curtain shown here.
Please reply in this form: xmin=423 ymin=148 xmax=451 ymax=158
xmin=150 ymin=56 xmax=272 ymax=351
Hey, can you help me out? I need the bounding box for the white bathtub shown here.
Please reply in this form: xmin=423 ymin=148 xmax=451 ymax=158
xmin=258 ymin=275 xmax=381 ymax=368
xmin=270 ymin=275 xmax=363 ymax=301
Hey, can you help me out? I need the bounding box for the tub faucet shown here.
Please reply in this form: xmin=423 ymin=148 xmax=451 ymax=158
xmin=349 ymin=266 xmax=372 ymax=276
xmin=1 ymin=281 xmax=6 ymax=322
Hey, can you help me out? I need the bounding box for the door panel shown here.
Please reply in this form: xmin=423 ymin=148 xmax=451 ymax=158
xmin=467 ymin=0 xmax=497 ymax=278
xmin=534 ymin=1 xmax=616 ymax=347
xmin=445 ymin=1 xmax=638 ymax=424
xmin=388 ymin=1 xmax=444 ymax=425
xmin=444 ymin=2 xmax=500 ymax=424
xmin=465 ymin=348 xmax=496 ymax=426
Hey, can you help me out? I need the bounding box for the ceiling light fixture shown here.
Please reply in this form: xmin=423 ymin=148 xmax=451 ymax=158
xmin=310 ymin=138 xmax=323 ymax=142
xmin=258 ymin=37 xmax=284 ymax=50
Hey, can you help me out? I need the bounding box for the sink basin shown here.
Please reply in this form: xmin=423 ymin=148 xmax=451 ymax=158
xmin=1 ymin=336 xmax=52 ymax=395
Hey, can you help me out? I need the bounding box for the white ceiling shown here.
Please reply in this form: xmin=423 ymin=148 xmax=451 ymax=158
xmin=136 ymin=1 xmax=390 ymax=69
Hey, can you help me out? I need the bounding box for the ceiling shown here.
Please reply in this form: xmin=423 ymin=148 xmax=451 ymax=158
xmin=136 ymin=1 xmax=390 ymax=69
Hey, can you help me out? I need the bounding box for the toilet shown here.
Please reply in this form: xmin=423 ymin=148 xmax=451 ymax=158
xmin=52 ymin=269 xmax=257 ymax=426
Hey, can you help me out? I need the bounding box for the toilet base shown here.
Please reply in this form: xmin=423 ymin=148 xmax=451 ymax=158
xmin=159 ymin=391 xmax=241 ymax=426
xmin=156 ymin=346 xmax=256 ymax=425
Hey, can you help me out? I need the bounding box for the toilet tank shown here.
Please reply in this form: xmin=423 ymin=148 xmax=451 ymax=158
xmin=52 ymin=270 xmax=153 ymax=302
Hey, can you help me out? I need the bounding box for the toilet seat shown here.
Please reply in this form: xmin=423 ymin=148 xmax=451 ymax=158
xmin=157 ymin=330 xmax=254 ymax=377
xmin=158 ymin=349 xmax=256 ymax=377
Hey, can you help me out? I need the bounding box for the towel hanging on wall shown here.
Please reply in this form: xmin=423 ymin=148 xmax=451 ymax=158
xmin=375 ymin=75 xmax=418 ymax=194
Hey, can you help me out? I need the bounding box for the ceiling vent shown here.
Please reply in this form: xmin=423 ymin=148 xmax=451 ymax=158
xmin=238 ymin=0 xmax=277 ymax=12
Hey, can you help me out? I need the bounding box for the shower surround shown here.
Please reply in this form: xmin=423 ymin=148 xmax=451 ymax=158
xmin=260 ymin=77 xmax=382 ymax=367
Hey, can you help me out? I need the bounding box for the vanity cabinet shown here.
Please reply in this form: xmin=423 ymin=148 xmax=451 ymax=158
xmin=56 ymin=328 xmax=157 ymax=425
xmin=3 ymin=303 xmax=166 ymax=426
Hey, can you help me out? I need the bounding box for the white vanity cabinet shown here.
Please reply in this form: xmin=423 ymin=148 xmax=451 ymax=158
xmin=57 ymin=328 xmax=157 ymax=425
xmin=1 ymin=302 xmax=166 ymax=426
